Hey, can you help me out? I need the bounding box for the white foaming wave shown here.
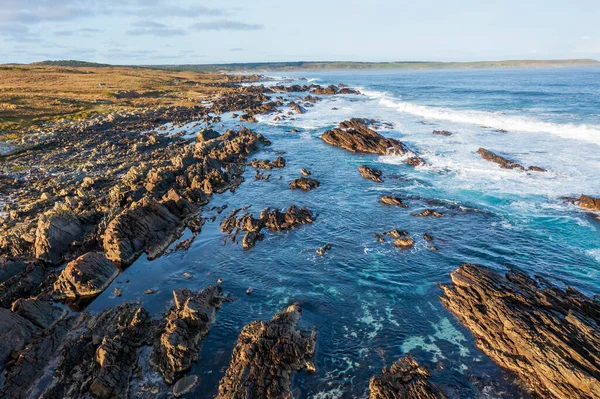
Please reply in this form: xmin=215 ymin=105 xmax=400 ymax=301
xmin=362 ymin=90 xmax=600 ymax=146
xmin=587 ymin=249 xmax=600 ymax=262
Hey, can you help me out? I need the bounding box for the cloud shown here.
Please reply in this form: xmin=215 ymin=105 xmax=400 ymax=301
xmin=53 ymin=28 xmax=103 ymax=37
xmin=230 ymin=47 xmax=246 ymax=52
xmin=190 ymin=19 xmax=263 ymax=31
xmin=0 ymin=23 xmax=38 ymax=42
xmin=127 ymin=21 xmax=184 ymax=37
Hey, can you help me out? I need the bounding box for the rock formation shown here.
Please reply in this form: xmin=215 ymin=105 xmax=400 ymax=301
xmin=440 ymin=264 xmax=600 ymax=399
xmin=359 ymin=165 xmax=384 ymax=183
xmin=579 ymin=194 xmax=600 ymax=211
xmin=52 ymin=252 xmax=119 ymax=299
xmin=216 ymin=304 xmax=316 ymax=398
xmin=477 ymin=148 xmax=546 ymax=172
xmin=369 ymin=355 xmax=447 ymax=399
xmin=289 ymin=177 xmax=320 ymax=191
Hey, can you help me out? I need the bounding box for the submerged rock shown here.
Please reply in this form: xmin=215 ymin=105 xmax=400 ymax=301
xmin=300 ymin=168 xmax=312 ymax=176
xmin=316 ymin=244 xmax=332 ymax=256
xmin=150 ymin=286 xmax=226 ymax=384
xmin=439 ymin=264 xmax=600 ymax=399
xmin=477 ymin=148 xmax=546 ymax=172
xmin=216 ymin=303 xmax=316 ymax=398
xmin=369 ymin=355 xmax=447 ymax=399
xmin=432 ymin=130 xmax=453 ymax=136
xmin=53 ymin=252 xmax=119 ymax=299
xmin=579 ymin=194 xmax=600 ymax=211
xmin=359 ymin=165 xmax=384 ymax=183
xmin=380 ymin=195 xmax=408 ymax=208
xmin=412 ymin=209 xmax=443 ymax=218
xmin=289 ymin=177 xmax=320 ymax=191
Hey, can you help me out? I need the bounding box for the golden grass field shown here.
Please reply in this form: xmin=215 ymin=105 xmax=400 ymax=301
xmin=0 ymin=65 xmax=246 ymax=141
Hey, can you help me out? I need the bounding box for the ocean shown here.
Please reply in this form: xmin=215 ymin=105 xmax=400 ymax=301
xmin=89 ymin=67 xmax=600 ymax=398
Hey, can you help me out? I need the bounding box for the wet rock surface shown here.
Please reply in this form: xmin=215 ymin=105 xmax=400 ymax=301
xmin=380 ymin=195 xmax=408 ymax=208
xmin=440 ymin=264 xmax=600 ymax=399
xmin=216 ymin=303 xmax=316 ymax=399
xmin=369 ymin=355 xmax=447 ymax=399
xmin=579 ymin=194 xmax=600 ymax=211
xmin=359 ymin=165 xmax=384 ymax=183
xmin=289 ymin=177 xmax=320 ymax=191
xmin=477 ymin=148 xmax=546 ymax=172
xmin=150 ymin=286 xmax=227 ymax=384
xmin=322 ymin=119 xmax=409 ymax=155
xmin=221 ymin=205 xmax=315 ymax=249
xmin=52 ymin=252 xmax=119 ymax=300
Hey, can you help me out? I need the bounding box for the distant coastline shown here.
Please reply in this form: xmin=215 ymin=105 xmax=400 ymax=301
xmin=20 ymin=58 xmax=600 ymax=73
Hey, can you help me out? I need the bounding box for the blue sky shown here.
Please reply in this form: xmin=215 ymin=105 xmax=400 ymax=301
xmin=1 ymin=0 xmax=599 ymax=64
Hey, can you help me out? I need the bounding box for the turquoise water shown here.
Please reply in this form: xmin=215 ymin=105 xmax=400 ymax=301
xmin=89 ymin=68 xmax=600 ymax=398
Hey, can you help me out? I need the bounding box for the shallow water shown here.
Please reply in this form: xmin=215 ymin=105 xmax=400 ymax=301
xmin=89 ymin=67 xmax=600 ymax=398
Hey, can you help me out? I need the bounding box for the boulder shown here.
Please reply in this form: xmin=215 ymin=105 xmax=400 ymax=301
xmin=359 ymin=165 xmax=383 ymax=183
xmin=322 ymin=119 xmax=409 ymax=155
xmin=580 ymin=195 xmax=600 ymax=211
xmin=216 ymin=304 xmax=316 ymax=398
xmin=440 ymin=264 xmax=600 ymax=399
xmin=196 ymin=128 xmax=220 ymax=143
xmin=52 ymin=252 xmax=119 ymax=299
xmin=413 ymin=209 xmax=443 ymax=218
xmin=289 ymin=177 xmax=320 ymax=191
xmin=380 ymin=195 xmax=407 ymax=208
xmin=369 ymin=355 xmax=447 ymax=399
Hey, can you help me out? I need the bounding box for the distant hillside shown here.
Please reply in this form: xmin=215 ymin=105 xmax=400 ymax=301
xmin=32 ymin=60 xmax=113 ymax=68
xmin=151 ymin=59 xmax=600 ymax=73
xmin=23 ymin=58 xmax=600 ymax=73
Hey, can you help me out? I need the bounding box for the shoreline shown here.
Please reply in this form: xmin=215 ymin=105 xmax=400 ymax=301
xmin=0 ymin=65 xmax=599 ymax=398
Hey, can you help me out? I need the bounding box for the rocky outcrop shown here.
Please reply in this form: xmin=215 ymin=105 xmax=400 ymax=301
xmin=0 ymin=308 xmax=39 ymax=371
xmin=288 ymin=101 xmax=306 ymax=114
xmin=380 ymin=195 xmax=408 ymax=208
xmin=52 ymin=252 xmax=119 ymax=299
xmin=300 ymin=168 xmax=311 ymax=176
xmin=439 ymin=264 xmax=600 ymax=399
xmin=289 ymin=177 xmax=320 ymax=191
xmin=196 ymin=128 xmax=220 ymax=142
xmin=11 ymin=298 xmax=66 ymax=329
xmin=375 ymin=229 xmax=414 ymax=249
xmin=34 ymin=212 xmax=84 ymax=265
xmin=359 ymin=165 xmax=384 ymax=183
xmin=369 ymin=355 xmax=447 ymax=399
xmin=103 ymin=198 xmax=184 ymax=266
xmin=217 ymin=303 xmax=316 ymax=399
xmin=316 ymin=244 xmax=331 ymax=256
xmin=249 ymin=156 xmax=286 ymax=170
xmin=477 ymin=148 xmax=546 ymax=172
xmin=412 ymin=209 xmax=443 ymax=218
xmin=221 ymin=205 xmax=315 ymax=249
xmin=0 ymin=260 xmax=53 ymax=309
xmin=150 ymin=286 xmax=227 ymax=384
xmin=322 ymin=119 xmax=408 ymax=155
xmin=579 ymin=195 xmax=600 ymax=211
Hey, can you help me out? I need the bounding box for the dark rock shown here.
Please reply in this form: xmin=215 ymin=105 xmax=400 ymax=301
xmin=289 ymin=177 xmax=320 ymax=191
xmin=196 ymin=128 xmax=220 ymax=143
xmin=150 ymin=286 xmax=226 ymax=384
xmin=0 ymin=308 xmax=38 ymax=371
xmin=316 ymin=244 xmax=331 ymax=256
xmin=477 ymin=148 xmax=546 ymax=172
xmin=432 ymin=130 xmax=452 ymax=136
xmin=359 ymin=165 xmax=383 ymax=183
xmin=239 ymin=114 xmax=257 ymax=123
xmin=0 ymin=261 xmax=53 ymax=309
xmin=369 ymin=355 xmax=447 ymax=399
xmin=34 ymin=212 xmax=84 ymax=265
xmin=380 ymin=195 xmax=408 ymax=208
xmin=52 ymin=252 xmax=119 ymax=299
xmin=440 ymin=264 xmax=600 ymax=399
xmin=413 ymin=209 xmax=443 ymax=218
xmin=11 ymin=298 xmax=66 ymax=329
xmin=300 ymin=168 xmax=311 ymax=176
xmin=288 ymin=101 xmax=306 ymax=114
xmin=216 ymin=303 xmax=316 ymax=398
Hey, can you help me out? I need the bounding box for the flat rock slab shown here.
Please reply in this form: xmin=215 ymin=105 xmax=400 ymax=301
xmin=53 ymin=252 xmax=119 ymax=299
xmin=173 ymin=375 xmax=199 ymax=397
xmin=440 ymin=264 xmax=600 ymax=399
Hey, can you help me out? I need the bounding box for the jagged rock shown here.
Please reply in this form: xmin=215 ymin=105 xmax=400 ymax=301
xmin=216 ymin=303 xmax=316 ymax=399
xmin=103 ymin=198 xmax=183 ymax=266
xmin=288 ymin=101 xmax=306 ymax=114
xmin=393 ymin=236 xmax=414 ymax=249
xmin=322 ymin=119 xmax=409 ymax=155
xmin=369 ymin=355 xmax=447 ymax=399
xmin=0 ymin=261 xmax=53 ymax=309
xmin=240 ymin=114 xmax=257 ymax=123
xmin=359 ymin=165 xmax=383 ymax=183
xmin=221 ymin=205 xmax=315 ymax=250
xmin=0 ymin=257 xmax=27 ymax=285
xmin=300 ymin=168 xmax=311 ymax=176
xmin=432 ymin=130 xmax=452 ymax=136
xmin=196 ymin=128 xmax=220 ymax=142
xmin=43 ymin=303 xmax=153 ymax=398
xmin=272 ymin=156 xmax=286 ymax=168
xmin=249 ymin=157 xmax=286 ymax=170
xmin=477 ymin=148 xmax=546 ymax=172
xmin=412 ymin=209 xmax=443 ymax=218
xmin=440 ymin=264 xmax=600 ymax=399
xmin=579 ymin=195 xmax=600 ymax=211
xmin=11 ymin=298 xmax=66 ymax=329
xmin=34 ymin=212 xmax=84 ymax=264
xmin=289 ymin=177 xmax=320 ymax=191
xmin=52 ymin=252 xmax=119 ymax=299
xmin=0 ymin=308 xmax=38 ymax=371
xmin=150 ymin=286 xmax=226 ymax=384
xmin=380 ymin=195 xmax=408 ymax=208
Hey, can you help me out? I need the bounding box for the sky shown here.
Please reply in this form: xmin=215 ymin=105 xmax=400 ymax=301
xmin=0 ymin=0 xmax=599 ymax=65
